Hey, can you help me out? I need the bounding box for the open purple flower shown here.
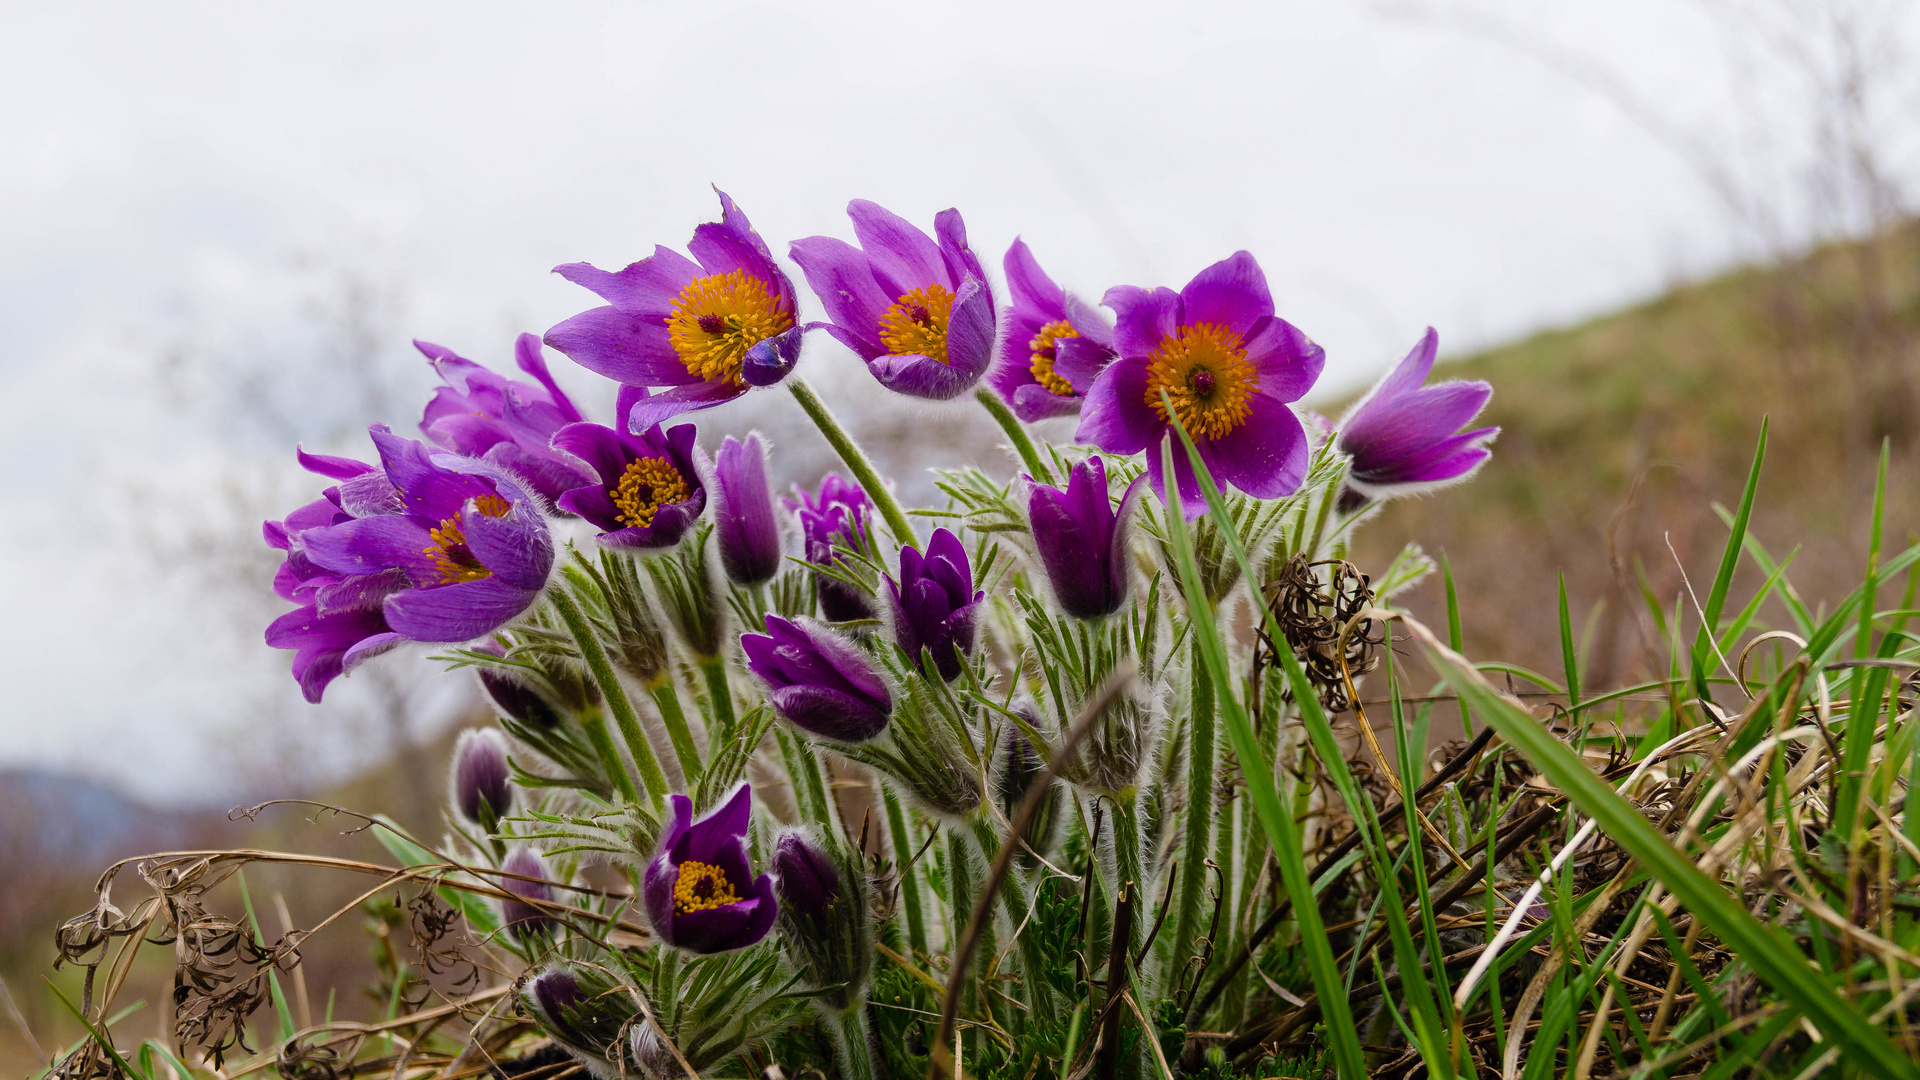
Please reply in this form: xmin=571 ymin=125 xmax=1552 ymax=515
xmin=789 ymin=201 xmax=995 ymax=400
xmin=741 ymin=615 xmax=891 ymax=742
xmin=1335 ymin=328 xmax=1497 ymax=504
xmin=988 ymin=238 xmax=1116 ymax=421
xmin=500 ymin=845 xmax=557 ymax=936
xmin=546 ymin=189 xmax=802 ymax=430
xmin=551 ymin=389 xmax=707 ymax=549
xmin=292 ymin=426 xmax=554 ymax=644
xmin=786 ymin=475 xmax=875 ymax=622
xmin=713 ymin=434 xmax=781 ymax=586
xmin=417 ymin=334 xmax=594 ymax=505
xmin=1075 ymin=252 xmax=1324 ymax=518
xmin=885 ymin=528 xmax=983 ymax=682
xmin=643 ymin=785 xmax=777 ymax=954
xmin=1027 ymin=456 xmax=1145 ymax=620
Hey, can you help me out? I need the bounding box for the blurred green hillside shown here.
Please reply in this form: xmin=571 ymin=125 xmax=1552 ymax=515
xmin=1357 ymin=225 xmax=1920 ymax=690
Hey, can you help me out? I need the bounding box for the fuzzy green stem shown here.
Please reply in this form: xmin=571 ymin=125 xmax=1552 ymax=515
xmin=787 ymin=377 xmax=917 ymax=546
xmin=974 ymin=387 xmax=1055 ymax=485
xmin=775 ymin=726 xmax=835 ymax=826
xmin=829 ymin=1006 xmax=876 ymax=1080
xmin=946 ymin=828 xmax=989 ymax=1014
xmin=647 ymin=678 xmax=702 ymax=788
xmin=549 ymin=588 xmax=666 ymax=801
xmin=1107 ymin=796 xmax=1145 ymax=955
xmin=972 ymin=817 xmax=1055 ymax=1030
xmin=883 ymin=785 xmax=930 ymax=956
xmin=1168 ymin=637 xmax=1216 ymax=982
xmin=578 ymin=708 xmax=641 ymax=804
xmin=698 ymin=655 xmax=737 ymax=731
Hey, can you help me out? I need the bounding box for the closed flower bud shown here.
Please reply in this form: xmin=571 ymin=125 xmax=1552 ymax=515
xmin=771 ymin=832 xmax=873 ymax=1012
xmin=628 ymin=1020 xmax=680 ymax=1080
xmin=713 ymin=434 xmax=782 ymax=587
xmin=500 ymin=846 xmax=557 ymax=937
xmin=995 ymin=711 xmax=1062 ymax=865
xmin=479 ymin=668 xmax=563 ymax=728
xmin=741 ymin=616 xmax=891 ymax=743
xmin=884 ymin=529 xmax=983 ymax=682
xmin=645 ymin=527 xmax=727 ymax=658
xmin=450 ymin=728 xmax=513 ymax=824
xmin=1026 ymin=456 xmax=1143 ymax=620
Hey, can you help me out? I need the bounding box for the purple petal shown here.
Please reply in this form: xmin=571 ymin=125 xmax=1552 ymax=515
xmin=542 ymin=307 xmax=694 ymax=388
xmin=1105 ymin=285 xmax=1181 ymax=360
xmin=1052 ymin=336 xmax=1113 ymax=394
xmin=1063 ymin=294 xmax=1115 ymax=349
xmin=1074 ymin=361 xmax=1159 ymax=456
xmin=461 ymin=504 xmax=553 ymax=592
xmin=1003 ymin=237 xmax=1065 ymax=320
xmin=302 ymin=515 xmax=439 ymax=583
xmin=550 ymin=423 xmax=629 ymax=487
xmin=943 ymin=276 xmax=996 ymax=382
xmin=553 ymin=245 xmax=700 ymax=313
xmin=1178 ymin=251 xmax=1273 ymax=337
xmin=1240 ymin=315 xmax=1326 ymax=404
xmin=297 ymin=446 xmax=374 ymax=480
xmin=847 ymin=200 xmax=949 ymax=295
xmin=384 ymin=577 xmax=540 ymax=642
xmin=787 ymin=239 xmax=890 ymax=358
xmin=933 ymin=207 xmax=987 ymax=293
xmin=515 ymin=332 xmax=584 ymax=423
xmin=1199 ymin=393 xmax=1309 ymax=500
xmin=770 ymin=685 xmax=890 ymax=742
xmin=1009 ymin=383 xmax=1083 ymax=422
xmin=627 ymin=378 xmax=742 ymax=430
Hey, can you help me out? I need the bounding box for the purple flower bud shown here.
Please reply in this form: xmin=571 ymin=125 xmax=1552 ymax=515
xmin=741 ymin=616 xmax=891 ymax=743
xmin=1335 ymin=328 xmax=1497 ymax=502
xmin=500 ymin=846 xmax=556 ymax=936
xmin=884 ymin=529 xmax=983 ymax=682
xmin=526 ymin=968 xmax=597 ymax=1051
xmin=470 ymin=642 xmax=565 ymax=728
xmin=451 ymin=729 xmax=513 ymax=824
xmin=786 ymin=475 xmax=876 ymax=622
xmin=713 ymin=434 xmax=781 ymax=586
xmin=771 ymin=832 xmax=842 ymax=926
xmin=641 ymin=786 xmax=777 ymax=954
xmin=770 ymin=831 xmax=872 ymax=1009
xmin=1026 ymin=456 xmax=1145 ymax=620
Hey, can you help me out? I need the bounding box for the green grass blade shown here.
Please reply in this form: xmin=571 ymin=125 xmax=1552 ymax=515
xmin=1689 ymin=419 xmax=1767 ymax=706
xmin=1559 ymin=571 xmax=1581 ymax=716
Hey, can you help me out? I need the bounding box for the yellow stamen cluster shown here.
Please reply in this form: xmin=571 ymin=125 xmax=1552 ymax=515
xmin=1028 ymin=319 xmax=1079 ymax=396
xmin=672 ymin=859 xmax=741 ymax=914
xmin=422 ymin=495 xmax=514 ymax=584
xmin=666 ymin=270 xmax=794 ymax=387
xmin=877 ymin=283 xmax=955 ymax=364
xmin=611 ymin=457 xmax=689 ymax=528
xmin=1143 ymin=322 xmax=1258 ymax=440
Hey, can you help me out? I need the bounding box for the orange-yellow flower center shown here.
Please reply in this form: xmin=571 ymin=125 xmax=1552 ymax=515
xmin=1144 ymin=323 xmax=1258 ymax=440
xmin=672 ymin=859 xmax=741 ymax=914
xmin=423 ymin=495 xmax=513 ymax=584
xmin=666 ymin=270 xmax=794 ymax=389
xmin=877 ymin=283 xmax=954 ymax=364
xmin=1028 ymin=319 xmax=1079 ymax=396
xmin=611 ymin=457 xmax=689 ymax=528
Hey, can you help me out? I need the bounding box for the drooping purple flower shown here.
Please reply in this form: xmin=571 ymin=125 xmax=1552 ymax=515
xmin=1026 ymin=456 xmax=1145 ymax=620
xmin=451 ymin=728 xmax=513 ymax=824
xmin=1335 ymin=328 xmax=1497 ymax=504
xmin=741 ymin=615 xmax=891 ymax=742
xmin=550 ymin=388 xmax=707 ymax=550
xmin=1075 ymin=252 xmax=1325 ymax=518
xmin=885 ymin=528 xmax=983 ymax=682
xmin=416 ymin=334 xmax=595 ymax=505
xmin=988 ymin=238 xmax=1117 ymax=422
xmin=500 ymin=845 xmax=557 ymax=936
xmin=789 ymin=201 xmax=995 ymax=400
xmin=642 ymin=785 xmax=777 ymax=954
xmin=713 ymin=434 xmax=781 ymax=586
xmin=290 ymin=426 xmax=555 ymax=645
xmin=546 ymin=189 xmax=802 ymax=430
xmin=785 ymin=475 xmax=875 ymax=622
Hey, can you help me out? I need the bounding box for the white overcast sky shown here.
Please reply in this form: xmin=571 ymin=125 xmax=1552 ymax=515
xmin=2 ymin=1 xmax=1913 ymax=800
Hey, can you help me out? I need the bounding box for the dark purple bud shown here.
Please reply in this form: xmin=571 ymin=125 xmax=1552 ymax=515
xmin=641 ymin=786 xmax=778 ymax=954
xmin=451 ymin=729 xmax=513 ymax=824
xmin=884 ymin=528 xmax=983 ymax=681
xmin=786 ymin=476 xmax=875 ymax=622
xmin=471 ymin=642 xmax=564 ymax=728
xmin=1027 ymin=456 xmax=1143 ymax=620
xmin=500 ymin=846 xmax=556 ymax=936
xmin=995 ymin=709 xmax=1062 ymax=864
xmin=713 ymin=435 xmax=782 ymax=586
xmin=741 ymin=616 xmax=891 ymax=742
xmin=771 ymin=833 xmax=842 ymax=926
xmin=526 ymin=968 xmax=597 ymax=1050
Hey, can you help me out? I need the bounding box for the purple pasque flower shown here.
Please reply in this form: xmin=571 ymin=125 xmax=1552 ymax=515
xmin=1335 ymin=327 xmax=1497 ymax=503
xmin=451 ymin=728 xmax=514 ymax=824
xmin=988 ymin=238 xmax=1117 ymax=422
xmin=885 ymin=528 xmax=983 ymax=682
xmin=642 ymin=784 xmax=777 ymax=954
xmin=1026 ymin=456 xmax=1145 ymax=620
xmin=770 ymin=832 xmax=841 ymax=925
xmin=500 ymin=845 xmax=557 ymax=935
xmin=741 ymin=615 xmax=891 ymax=742
xmin=786 ymin=475 xmax=876 ymax=622
xmin=416 ymin=334 xmax=594 ymax=505
xmin=1075 ymin=251 xmax=1325 ymax=518
xmin=713 ymin=434 xmax=781 ymax=586
xmin=789 ymin=200 xmax=995 ymax=400
xmin=550 ymin=388 xmax=707 ymax=549
xmin=292 ymin=426 xmax=555 ymax=644
xmin=546 ymin=189 xmax=802 ymax=430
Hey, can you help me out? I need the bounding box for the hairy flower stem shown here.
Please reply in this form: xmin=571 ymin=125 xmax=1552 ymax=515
xmin=787 ymin=378 xmax=917 ymax=546
xmin=1107 ymin=796 xmax=1145 ymax=956
xmin=947 ymin=828 xmax=991 ymax=1015
xmin=974 ymin=387 xmax=1056 ymax=486
xmin=972 ymin=817 xmax=1056 ymax=1030
xmin=1167 ymin=638 xmax=1216 ymax=982
xmin=698 ymin=656 xmax=737 ymax=731
xmin=578 ymin=708 xmax=640 ymax=803
xmin=829 ymin=1005 xmax=877 ymax=1080
xmin=549 ymin=588 xmax=666 ymax=801
xmin=647 ymin=678 xmax=701 ymax=788
xmin=775 ymin=726 xmax=835 ymax=826
xmin=883 ymin=785 xmax=930 ymax=956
